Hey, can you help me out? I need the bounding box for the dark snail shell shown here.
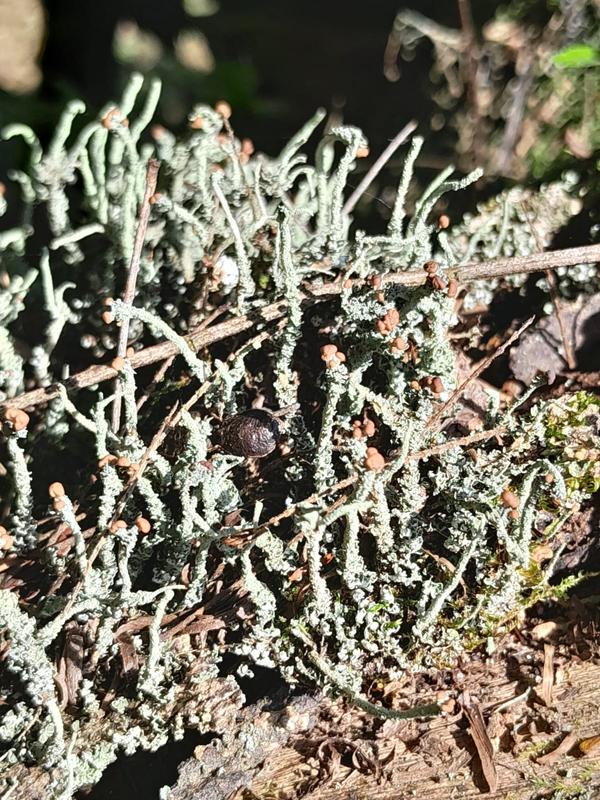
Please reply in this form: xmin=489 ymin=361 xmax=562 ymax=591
xmin=220 ymin=409 xmax=281 ymax=458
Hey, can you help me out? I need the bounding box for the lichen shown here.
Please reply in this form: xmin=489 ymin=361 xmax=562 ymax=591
xmin=0 ymin=74 xmax=598 ymax=797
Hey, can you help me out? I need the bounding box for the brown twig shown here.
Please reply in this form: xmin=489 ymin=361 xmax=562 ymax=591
xmin=342 ymin=120 xmax=418 ymax=215
xmin=111 ymin=159 xmax=160 ymax=432
xmin=4 ymin=243 xmax=600 ymax=413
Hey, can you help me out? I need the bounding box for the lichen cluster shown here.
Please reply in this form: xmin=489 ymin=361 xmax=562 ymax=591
xmin=0 ymin=75 xmax=598 ymax=797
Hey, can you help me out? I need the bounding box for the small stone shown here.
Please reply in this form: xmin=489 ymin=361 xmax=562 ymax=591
xmin=0 ymin=526 xmax=14 ymax=550
xmin=531 ymin=620 xmax=558 ymax=640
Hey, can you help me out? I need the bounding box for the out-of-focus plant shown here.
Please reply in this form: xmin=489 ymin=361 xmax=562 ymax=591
xmin=113 ymin=1 xmax=258 ymax=127
xmin=384 ymin=0 xmax=600 ymax=180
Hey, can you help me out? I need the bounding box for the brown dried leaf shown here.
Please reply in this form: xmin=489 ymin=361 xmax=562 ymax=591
xmin=55 ymin=623 xmax=85 ymax=708
xmin=462 ymin=692 xmax=499 ymax=793
xmin=579 ymin=734 xmax=600 ymax=756
xmin=509 ymin=294 xmax=600 ymax=384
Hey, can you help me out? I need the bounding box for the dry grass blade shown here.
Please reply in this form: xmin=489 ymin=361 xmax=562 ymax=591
xmin=342 ymin=120 xmax=418 ymax=215
xmin=541 ymin=642 xmax=555 ymax=707
xmin=111 ymin=158 xmax=160 ymax=432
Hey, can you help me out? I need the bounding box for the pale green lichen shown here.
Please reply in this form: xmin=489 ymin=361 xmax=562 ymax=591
xmin=0 ymin=74 xmax=598 ymax=798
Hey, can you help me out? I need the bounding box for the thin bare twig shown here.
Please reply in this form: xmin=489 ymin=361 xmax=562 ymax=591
xmin=135 ymin=303 xmax=229 ymax=412
xmin=426 ymin=316 xmax=535 ymax=432
xmin=521 ymin=200 xmax=576 ymax=370
xmin=342 ymin=120 xmax=418 ymax=215
xmin=3 ymin=243 xmax=600 ymax=413
xmin=111 ymin=159 xmax=160 ymax=432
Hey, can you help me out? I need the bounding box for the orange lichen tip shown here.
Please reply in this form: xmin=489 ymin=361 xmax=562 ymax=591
xmin=48 ymin=482 xmax=65 ymax=499
xmin=215 ymin=100 xmax=232 ymax=119
xmin=135 ymin=517 xmax=152 ymax=534
xmin=365 ymin=447 xmax=385 ymax=471
xmin=3 ymin=408 xmax=30 ymax=432
xmin=376 ymin=308 xmax=400 ymax=335
xmin=320 ymin=344 xmax=346 ymax=369
xmin=501 ymin=489 xmax=520 ymax=509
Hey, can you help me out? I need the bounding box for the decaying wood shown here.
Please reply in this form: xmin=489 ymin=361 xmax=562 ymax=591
xmin=219 ymin=657 xmax=600 ymax=800
xmin=3 ymin=242 xmax=600 ymax=413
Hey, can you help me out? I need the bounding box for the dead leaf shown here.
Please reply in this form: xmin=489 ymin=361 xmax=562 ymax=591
xmin=509 ymin=294 xmax=600 ymax=384
xmin=531 ymin=620 xmax=558 ymax=641
xmin=462 ymin=692 xmax=499 ymax=793
xmin=579 ymin=735 xmax=600 ymax=756
xmin=55 ymin=622 xmax=85 ymax=708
